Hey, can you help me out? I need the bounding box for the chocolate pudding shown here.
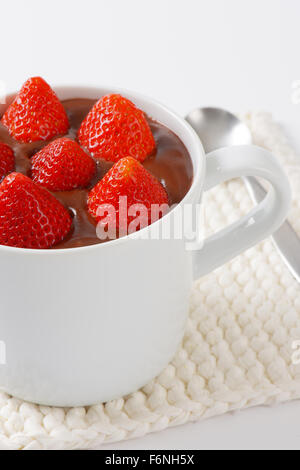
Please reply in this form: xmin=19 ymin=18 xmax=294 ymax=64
xmin=0 ymin=98 xmax=193 ymax=248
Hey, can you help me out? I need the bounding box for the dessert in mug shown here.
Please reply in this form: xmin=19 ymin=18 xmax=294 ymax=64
xmin=0 ymin=77 xmax=193 ymax=249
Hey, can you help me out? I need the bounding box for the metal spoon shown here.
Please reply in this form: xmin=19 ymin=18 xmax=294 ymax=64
xmin=186 ymin=107 xmax=300 ymax=282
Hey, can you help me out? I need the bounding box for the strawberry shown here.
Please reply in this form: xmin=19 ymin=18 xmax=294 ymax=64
xmin=0 ymin=142 xmax=14 ymax=181
xmin=88 ymin=157 xmax=169 ymax=233
xmin=78 ymin=94 xmax=155 ymax=163
xmin=31 ymin=137 xmax=96 ymax=191
xmin=1 ymin=77 xmax=69 ymax=143
xmin=0 ymin=173 xmax=72 ymax=249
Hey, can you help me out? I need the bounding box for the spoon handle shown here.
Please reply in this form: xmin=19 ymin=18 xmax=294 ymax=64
xmin=244 ymin=176 xmax=300 ymax=282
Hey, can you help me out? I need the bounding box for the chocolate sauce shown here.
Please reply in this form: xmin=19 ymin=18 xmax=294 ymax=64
xmin=0 ymin=99 xmax=193 ymax=248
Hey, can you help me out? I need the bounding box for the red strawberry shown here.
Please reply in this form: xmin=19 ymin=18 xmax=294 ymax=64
xmin=0 ymin=173 xmax=72 ymax=249
xmin=78 ymin=94 xmax=156 ymax=163
xmin=88 ymin=157 xmax=169 ymax=233
xmin=0 ymin=142 xmax=14 ymax=181
xmin=31 ymin=138 xmax=96 ymax=191
xmin=1 ymin=77 xmax=69 ymax=143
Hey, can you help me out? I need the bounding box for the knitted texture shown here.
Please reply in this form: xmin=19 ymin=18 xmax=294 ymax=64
xmin=1 ymin=112 xmax=300 ymax=450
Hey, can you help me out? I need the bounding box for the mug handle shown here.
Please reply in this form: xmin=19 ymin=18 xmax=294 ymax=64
xmin=193 ymin=145 xmax=291 ymax=279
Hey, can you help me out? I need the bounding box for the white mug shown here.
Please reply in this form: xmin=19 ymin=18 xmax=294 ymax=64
xmin=0 ymin=86 xmax=291 ymax=406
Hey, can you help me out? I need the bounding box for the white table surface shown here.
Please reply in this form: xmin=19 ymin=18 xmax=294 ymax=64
xmin=2 ymin=0 xmax=300 ymax=450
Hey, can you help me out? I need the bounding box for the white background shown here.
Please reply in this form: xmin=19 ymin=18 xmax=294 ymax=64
xmin=2 ymin=0 xmax=300 ymax=450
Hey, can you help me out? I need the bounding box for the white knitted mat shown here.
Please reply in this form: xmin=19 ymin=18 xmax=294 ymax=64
xmin=1 ymin=112 xmax=300 ymax=450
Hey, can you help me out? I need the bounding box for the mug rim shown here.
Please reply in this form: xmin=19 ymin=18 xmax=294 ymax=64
xmin=0 ymin=85 xmax=205 ymax=255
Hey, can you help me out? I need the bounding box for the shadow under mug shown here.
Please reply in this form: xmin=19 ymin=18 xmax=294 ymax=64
xmin=0 ymin=86 xmax=291 ymax=406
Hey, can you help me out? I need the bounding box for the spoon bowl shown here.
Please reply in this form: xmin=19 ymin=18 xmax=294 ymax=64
xmin=186 ymin=107 xmax=252 ymax=152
